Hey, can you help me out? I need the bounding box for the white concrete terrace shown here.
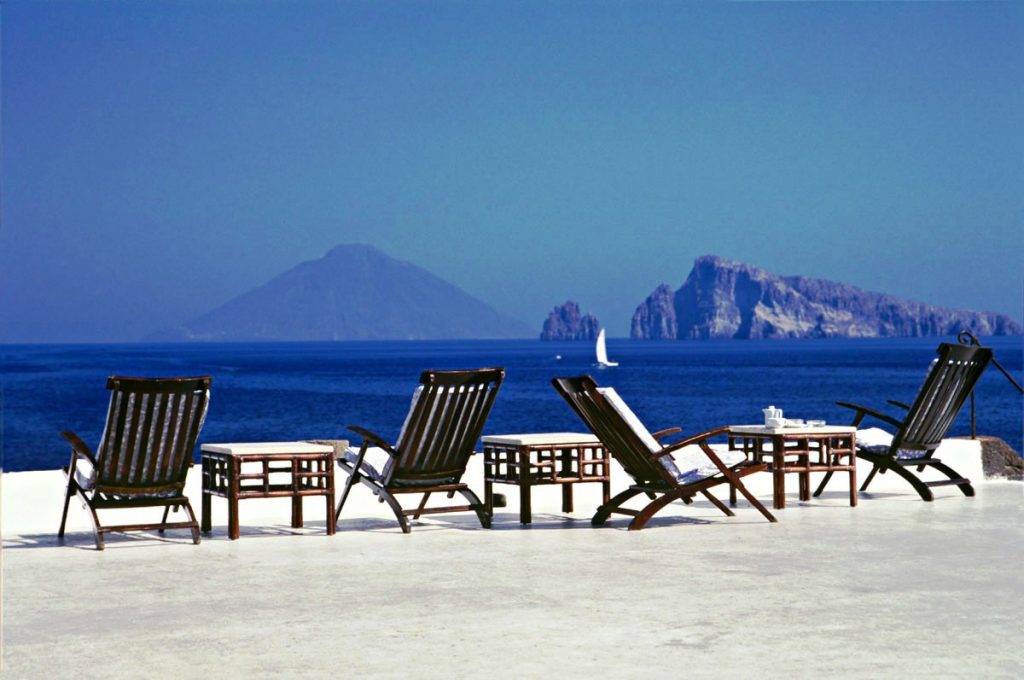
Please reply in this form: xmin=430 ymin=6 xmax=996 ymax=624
xmin=2 ymin=438 xmax=1022 ymax=678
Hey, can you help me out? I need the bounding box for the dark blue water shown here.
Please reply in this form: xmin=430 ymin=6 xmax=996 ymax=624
xmin=2 ymin=337 xmax=1020 ymax=472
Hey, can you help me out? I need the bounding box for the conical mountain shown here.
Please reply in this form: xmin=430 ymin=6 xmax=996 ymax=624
xmin=165 ymin=244 xmax=532 ymax=341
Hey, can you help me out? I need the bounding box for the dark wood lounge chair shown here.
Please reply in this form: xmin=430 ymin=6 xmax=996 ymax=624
xmin=335 ymin=367 xmax=504 ymax=533
xmin=814 ymin=342 xmax=992 ymax=501
xmin=58 ymin=376 xmax=212 ymax=549
xmin=552 ymin=376 xmax=776 ymax=530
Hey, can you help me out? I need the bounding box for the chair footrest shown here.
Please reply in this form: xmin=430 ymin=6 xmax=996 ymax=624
xmin=896 ymin=458 xmax=940 ymax=466
xmin=401 ymin=504 xmax=476 ymax=516
xmin=98 ymin=519 xmax=198 ymax=534
xmin=925 ymin=478 xmax=970 ymax=487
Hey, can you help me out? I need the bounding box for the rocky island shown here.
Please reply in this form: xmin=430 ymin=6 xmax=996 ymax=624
xmin=631 ymin=256 xmax=1021 ymax=340
xmin=540 ymin=301 xmax=600 ymax=340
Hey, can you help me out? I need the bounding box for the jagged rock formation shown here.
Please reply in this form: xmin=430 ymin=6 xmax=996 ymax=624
xmin=630 ymin=284 xmax=677 ymax=340
xmin=631 ymin=255 xmax=1022 ymax=340
xmin=540 ymin=301 xmax=600 ymax=341
xmin=150 ymin=244 xmax=533 ymax=341
xmin=978 ymin=436 xmax=1023 ymax=480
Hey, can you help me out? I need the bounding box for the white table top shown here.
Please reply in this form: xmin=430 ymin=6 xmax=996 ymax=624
xmin=201 ymin=442 xmax=335 ymax=455
xmin=482 ymin=432 xmax=600 ymax=446
xmin=728 ymin=425 xmax=857 ymax=436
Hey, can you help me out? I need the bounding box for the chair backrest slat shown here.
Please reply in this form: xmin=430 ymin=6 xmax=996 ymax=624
xmin=166 ymin=389 xmax=197 ymax=484
xmin=95 ymin=376 xmax=211 ymax=493
xmin=134 ymin=392 xmax=158 ymax=485
xmin=552 ymin=376 xmax=669 ymax=486
xmin=896 ymin=343 xmax=991 ymax=451
xmin=144 ymin=393 xmax=168 ymax=482
xmin=118 ymin=391 xmax=144 ymax=482
xmin=388 ymin=368 xmax=504 ymax=486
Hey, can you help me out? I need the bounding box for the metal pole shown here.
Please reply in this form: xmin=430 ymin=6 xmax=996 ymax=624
xmin=970 ymin=391 xmax=976 ymax=439
xmin=957 ymin=329 xmax=1023 ymax=440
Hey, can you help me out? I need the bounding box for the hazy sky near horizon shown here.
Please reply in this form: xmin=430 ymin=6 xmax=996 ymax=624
xmin=2 ymin=1 xmax=1022 ymax=341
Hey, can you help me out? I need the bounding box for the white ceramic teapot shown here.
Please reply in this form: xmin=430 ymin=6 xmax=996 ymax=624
xmin=762 ymin=405 xmax=783 ymax=426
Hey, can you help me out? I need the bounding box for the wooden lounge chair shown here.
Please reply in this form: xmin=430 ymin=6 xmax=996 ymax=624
xmin=335 ymin=367 xmax=504 ymax=533
xmin=551 ymin=376 xmax=776 ymax=530
xmin=814 ymin=342 xmax=992 ymax=501
xmin=58 ymin=376 xmax=212 ymax=549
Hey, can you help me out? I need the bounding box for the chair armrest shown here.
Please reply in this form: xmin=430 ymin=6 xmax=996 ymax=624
xmin=61 ymin=430 xmax=97 ymax=464
xmin=650 ymin=427 xmax=682 ymax=441
xmin=886 ymin=400 xmax=911 ymax=410
xmin=651 ymin=426 xmax=730 ymax=461
xmin=345 ymin=425 xmax=399 ymax=458
xmin=835 ymin=401 xmax=904 ymax=429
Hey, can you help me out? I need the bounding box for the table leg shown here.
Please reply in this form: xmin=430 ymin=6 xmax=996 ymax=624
xmin=729 ymin=482 xmax=737 ymax=507
xmin=291 ymin=458 xmax=303 ymax=528
xmin=228 ymin=495 xmax=239 ymax=540
xmin=201 ymin=491 xmax=211 ymax=533
xmin=849 ymin=447 xmax=858 ymax=507
xmin=562 ymin=484 xmax=573 ymax=514
xmin=519 ymin=483 xmax=532 ymax=525
xmin=325 ymin=455 xmax=337 ymax=534
xmin=228 ymin=458 xmax=240 ymax=539
xmin=602 ymin=479 xmax=610 ymax=505
xmin=201 ymin=457 xmax=212 ymax=532
xmin=484 ymin=478 xmax=494 ymax=516
xmin=773 ymin=435 xmax=785 ymax=510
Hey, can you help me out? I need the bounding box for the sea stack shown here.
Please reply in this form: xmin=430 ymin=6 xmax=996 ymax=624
xmin=540 ymin=301 xmax=600 ymax=340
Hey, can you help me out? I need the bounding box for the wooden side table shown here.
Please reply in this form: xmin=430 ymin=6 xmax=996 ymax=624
xmin=482 ymin=433 xmax=611 ymax=524
xmin=727 ymin=425 xmax=857 ymax=510
xmin=201 ymin=442 xmax=336 ymax=539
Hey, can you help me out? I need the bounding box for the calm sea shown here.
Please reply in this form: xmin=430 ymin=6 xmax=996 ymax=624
xmin=2 ymin=337 xmax=1021 ymax=473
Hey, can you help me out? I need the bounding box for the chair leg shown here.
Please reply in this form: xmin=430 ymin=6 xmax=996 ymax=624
xmin=727 ymin=476 xmax=777 ymax=523
xmin=376 ymin=488 xmax=411 ymax=533
xmin=860 ymin=464 xmax=881 ymax=492
xmin=884 ymin=463 xmax=935 ymax=501
xmin=86 ymin=504 xmax=105 ymax=550
xmin=629 ymin=490 xmax=685 ymax=531
xmin=412 ymin=492 xmax=432 ymax=520
xmin=701 ymin=490 xmax=734 ymax=517
xmin=58 ymin=480 xmax=76 ymax=539
xmin=592 ymin=488 xmax=646 ymax=526
xmin=456 ymin=487 xmax=491 ymax=529
xmin=334 ymin=469 xmax=361 ymax=522
xmin=158 ymin=506 xmax=172 ymax=534
xmin=177 ymin=500 xmax=202 ymax=545
xmin=924 ymin=460 xmax=975 ymax=497
xmin=813 ymin=471 xmax=834 ymax=498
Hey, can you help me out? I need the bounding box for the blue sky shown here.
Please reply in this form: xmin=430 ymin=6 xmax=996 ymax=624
xmin=2 ymin=1 xmax=1021 ymax=341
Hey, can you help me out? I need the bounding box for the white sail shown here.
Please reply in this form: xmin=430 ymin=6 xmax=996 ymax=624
xmin=595 ymin=328 xmax=618 ymax=367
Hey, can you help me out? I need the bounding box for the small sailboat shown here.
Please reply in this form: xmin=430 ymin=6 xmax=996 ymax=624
xmin=594 ymin=328 xmax=618 ymax=368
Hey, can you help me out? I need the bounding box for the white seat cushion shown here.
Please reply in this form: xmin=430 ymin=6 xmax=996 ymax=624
xmin=856 ymin=426 xmax=925 ymax=460
xmin=672 ymin=443 xmax=748 ymax=484
xmin=597 ymin=387 xmax=743 ymax=483
xmin=74 ymin=457 xmax=98 ymax=490
xmin=597 ymin=387 xmax=681 ymax=479
xmin=341 ymin=446 xmax=393 ymax=482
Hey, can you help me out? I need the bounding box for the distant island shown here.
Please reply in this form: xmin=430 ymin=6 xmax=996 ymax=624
xmin=631 ymin=255 xmax=1021 ymax=340
xmin=540 ymin=301 xmax=600 ymax=341
xmin=148 ymin=244 xmax=533 ymax=341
